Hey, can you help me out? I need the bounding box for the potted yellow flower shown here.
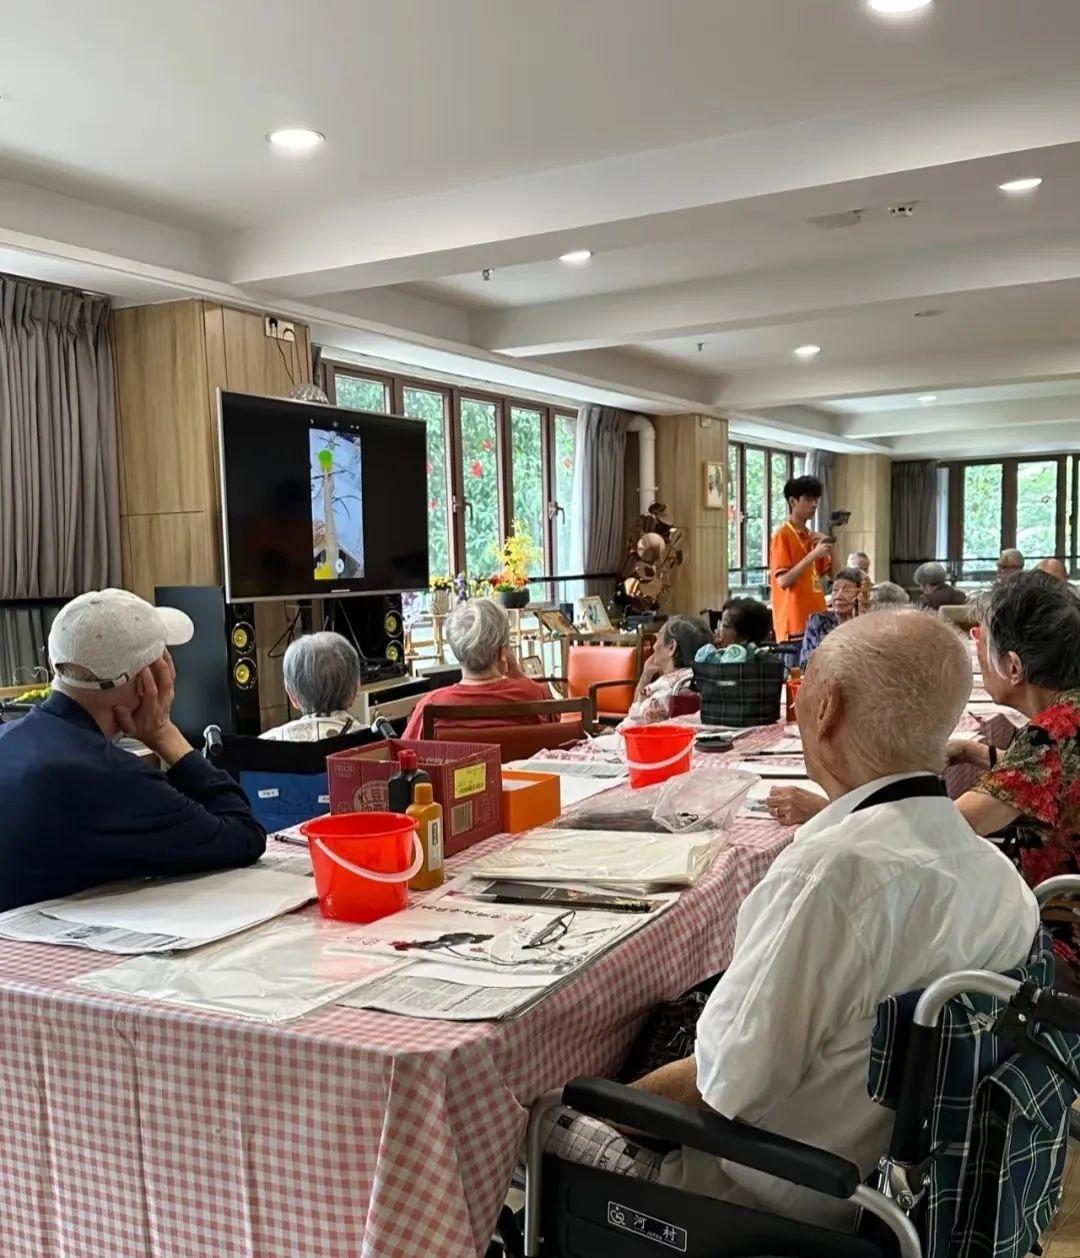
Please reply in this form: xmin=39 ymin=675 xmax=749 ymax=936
xmin=490 ymin=523 xmax=541 ymax=609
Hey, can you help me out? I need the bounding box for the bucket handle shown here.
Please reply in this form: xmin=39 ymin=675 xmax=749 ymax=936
xmin=313 ymin=832 xmax=425 ymax=884
xmin=617 ymin=730 xmax=695 ymax=774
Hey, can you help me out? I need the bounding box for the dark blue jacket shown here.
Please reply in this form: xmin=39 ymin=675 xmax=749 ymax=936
xmin=0 ymin=693 xmax=266 ymax=911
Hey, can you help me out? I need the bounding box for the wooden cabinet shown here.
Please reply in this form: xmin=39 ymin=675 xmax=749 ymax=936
xmin=114 ymin=300 xmax=312 ymax=728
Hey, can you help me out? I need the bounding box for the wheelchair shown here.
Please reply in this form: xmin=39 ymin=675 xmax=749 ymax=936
xmin=202 ymin=718 xmax=397 ymax=832
xmin=504 ymin=874 xmax=1080 ymax=1258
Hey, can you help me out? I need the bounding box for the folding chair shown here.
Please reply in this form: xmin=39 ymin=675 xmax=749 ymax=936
xmin=507 ymin=931 xmax=1080 ymax=1258
xmin=203 ymin=724 xmax=387 ymax=831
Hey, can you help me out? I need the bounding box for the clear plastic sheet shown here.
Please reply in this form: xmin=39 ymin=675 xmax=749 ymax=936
xmin=554 ymin=767 xmax=754 ymax=835
xmin=71 ymin=917 xmax=407 ymax=1022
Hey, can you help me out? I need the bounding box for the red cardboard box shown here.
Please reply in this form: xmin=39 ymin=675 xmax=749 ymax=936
xmin=326 ymin=738 xmax=503 ymax=857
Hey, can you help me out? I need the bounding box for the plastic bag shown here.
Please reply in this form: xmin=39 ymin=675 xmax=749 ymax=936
xmin=651 ymin=767 xmax=755 ymax=834
xmin=551 ymin=766 xmax=754 ymax=836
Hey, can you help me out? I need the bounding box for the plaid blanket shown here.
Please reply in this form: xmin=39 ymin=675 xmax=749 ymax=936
xmin=868 ymin=938 xmax=1080 ymax=1258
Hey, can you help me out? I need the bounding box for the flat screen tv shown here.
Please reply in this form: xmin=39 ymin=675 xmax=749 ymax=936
xmin=218 ymin=390 xmax=429 ymax=602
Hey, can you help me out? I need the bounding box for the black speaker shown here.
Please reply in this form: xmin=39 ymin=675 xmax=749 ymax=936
xmin=331 ymin=594 xmax=407 ymax=682
xmin=155 ymin=585 xmax=262 ymax=741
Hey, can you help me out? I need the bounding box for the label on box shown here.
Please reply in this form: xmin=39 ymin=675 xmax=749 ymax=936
xmin=451 ymin=800 xmax=473 ymax=836
xmin=453 ymin=763 xmax=487 ymax=799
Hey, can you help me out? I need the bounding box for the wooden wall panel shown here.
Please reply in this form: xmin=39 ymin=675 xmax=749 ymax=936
xmin=654 ymin=414 xmax=729 ymax=614
xmin=832 ymin=454 xmax=892 ymax=582
xmin=219 ymin=307 xmax=311 ymax=397
xmin=113 ymin=303 xmax=215 ymax=516
xmin=123 ymin=512 xmax=218 ymax=603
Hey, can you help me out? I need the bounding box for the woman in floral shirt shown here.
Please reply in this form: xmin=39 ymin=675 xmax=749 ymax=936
xmin=952 ymin=571 xmax=1080 ymax=978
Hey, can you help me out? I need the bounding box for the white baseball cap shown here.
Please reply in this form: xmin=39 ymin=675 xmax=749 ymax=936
xmin=48 ymin=589 xmax=195 ymax=690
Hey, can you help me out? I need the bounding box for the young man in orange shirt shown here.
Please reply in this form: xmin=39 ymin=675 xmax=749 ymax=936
xmin=769 ymin=475 xmax=835 ymax=643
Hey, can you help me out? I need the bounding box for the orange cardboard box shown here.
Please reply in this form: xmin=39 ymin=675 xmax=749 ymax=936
xmin=501 ymin=769 xmax=561 ymax=834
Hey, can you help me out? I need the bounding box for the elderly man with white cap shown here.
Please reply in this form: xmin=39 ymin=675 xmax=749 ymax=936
xmin=0 ymin=589 xmax=265 ymax=911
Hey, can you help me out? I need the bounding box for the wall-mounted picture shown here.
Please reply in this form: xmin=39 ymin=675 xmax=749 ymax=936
xmin=704 ymin=460 xmax=725 ymax=510
xmin=576 ymin=595 xmax=613 ymax=633
xmin=536 ymin=608 xmax=576 ymax=637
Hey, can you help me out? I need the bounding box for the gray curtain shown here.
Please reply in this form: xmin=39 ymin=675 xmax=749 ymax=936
xmin=0 ymin=276 xmax=120 ymax=681
xmin=891 ymin=460 xmax=938 ymax=588
xmin=569 ymin=406 xmax=630 ymax=600
xmin=803 ymin=449 xmax=836 ymax=533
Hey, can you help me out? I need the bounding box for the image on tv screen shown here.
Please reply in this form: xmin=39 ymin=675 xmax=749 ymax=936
xmin=310 ymin=427 xmax=365 ymax=581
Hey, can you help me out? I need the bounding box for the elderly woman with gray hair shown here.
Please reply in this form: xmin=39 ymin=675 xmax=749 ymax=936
xmin=949 ymin=573 xmax=1080 ymax=984
xmin=261 ymin=631 xmax=363 ymax=742
xmin=403 ymin=598 xmax=551 ymax=740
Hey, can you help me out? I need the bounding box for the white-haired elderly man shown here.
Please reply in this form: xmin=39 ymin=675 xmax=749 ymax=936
xmin=403 ymin=598 xmax=551 ymax=740
xmin=543 ymin=611 xmax=1037 ymax=1231
xmin=262 ymin=632 xmax=363 ymax=742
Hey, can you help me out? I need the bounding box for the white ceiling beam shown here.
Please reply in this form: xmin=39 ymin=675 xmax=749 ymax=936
xmin=715 ymin=343 xmax=1080 ymax=410
xmin=886 ymin=420 xmax=1080 ymax=459
xmin=474 ymin=235 xmax=1080 ymax=356
xmin=224 ymin=71 xmax=1080 ymax=295
xmin=835 ymin=394 xmax=1080 ymax=439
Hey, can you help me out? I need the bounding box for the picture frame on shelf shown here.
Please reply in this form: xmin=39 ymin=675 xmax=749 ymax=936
xmin=536 ymin=608 xmax=576 ymax=637
xmin=704 ymin=460 xmax=725 ymax=510
xmin=576 ymin=595 xmax=613 ymax=633
xmin=519 ymin=655 xmax=546 ymax=679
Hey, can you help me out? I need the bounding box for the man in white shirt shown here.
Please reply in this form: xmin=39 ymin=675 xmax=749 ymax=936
xmin=544 ymin=611 xmax=1038 ymax=1229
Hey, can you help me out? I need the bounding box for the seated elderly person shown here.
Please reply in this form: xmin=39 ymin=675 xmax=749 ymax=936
xmin=262 ymin=631 xmax=362 ymax=741
xmin=798 ymin=566 xmax=861 ymax=671
xmin=716 ymin=597 xmax=772 ymax=650
xmin=403 ymin=598 xmax=550 ymax=740
xmin=869 ymin=580 xmax=910 ymax=611
xmin=628 ymin=614 xmax=713 ymax=723
xmin=949 ymin=572 xmax=1080 ymax=979
xmin=914 ymin=561 xmax=967 ymax=611
xmin=1036 ymin=557 xmax=1069 ymax=581
xmin=0 ymin=590 xmax=266 ymax=912
xmin=997 ymin=547 xmax=1025 ymax=581
xmin=544 ymin=612 xmax=1037 ymax=1229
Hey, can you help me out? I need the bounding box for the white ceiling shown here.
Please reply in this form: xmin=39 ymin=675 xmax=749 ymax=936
xmin=4 ymin=0 xmax=1080 ymax=456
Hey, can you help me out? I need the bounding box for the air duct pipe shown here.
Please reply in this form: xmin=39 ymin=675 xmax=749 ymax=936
xmin=627 ymin=415 xmax=657 ymax=517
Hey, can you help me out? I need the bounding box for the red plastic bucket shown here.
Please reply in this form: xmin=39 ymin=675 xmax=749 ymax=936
xmin=621 ymin=723 xmax=696 ymax=789
xmin=301 ymin=812 xmax=423 ymax=923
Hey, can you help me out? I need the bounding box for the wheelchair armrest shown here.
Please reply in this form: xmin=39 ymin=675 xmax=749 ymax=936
xmin=561 ymin=1077 xmax=862 ymax=1201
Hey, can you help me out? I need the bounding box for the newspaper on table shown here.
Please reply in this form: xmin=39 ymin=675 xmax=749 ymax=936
xmin=0 ymin=863 xmax=315 ymax=955
xmin=510 ymin=757 xmax=626 ymax=780
xmin=732 ymin=757 xmax=808 ymax=779
xmin=460 ymin=828 xmax=721 ymax=892
xmin=334 ymin=892 xmax=675 ymax=1020
xmin=72 ymin=917 xmax=407 ymax=1022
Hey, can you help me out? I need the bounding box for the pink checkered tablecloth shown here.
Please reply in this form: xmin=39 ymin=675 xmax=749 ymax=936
xmin=0 ymin=736 xmax=791 ymax=1258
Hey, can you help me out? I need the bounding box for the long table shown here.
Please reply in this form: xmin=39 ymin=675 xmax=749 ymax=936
xmin=0 ymin=737 xmax=791 ymax=1258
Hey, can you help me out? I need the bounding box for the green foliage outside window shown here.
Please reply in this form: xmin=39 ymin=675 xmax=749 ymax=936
xmin=461 ymin=398 xmax=501 ymax=578
xmin=744 ymin=449 xmax=767 ymax=576
xmin=403 ymin=387 xmax=450 ymax=580
xmin=334 ymin=376 xmax=387 ymax=413
xmin=962 ymin=464 xmax=1004 ymax=575
xmin=554 ymin=415 xmax=576 ymax=574
xmin=1016 ymin=460 xmax=1057 ymax=562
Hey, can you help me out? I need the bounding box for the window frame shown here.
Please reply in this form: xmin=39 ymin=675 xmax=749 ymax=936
xmin=326 ymin=363 xmax=577 ymax=584
xmin=945 ymin=453 xmax=1074 ymax=577
xmin=727 ymin=441 xmax=801 ymax=588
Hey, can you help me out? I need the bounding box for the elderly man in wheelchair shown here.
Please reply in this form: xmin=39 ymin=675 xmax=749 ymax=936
xmin=504 ymin=613 xmax=1080 ymax=1258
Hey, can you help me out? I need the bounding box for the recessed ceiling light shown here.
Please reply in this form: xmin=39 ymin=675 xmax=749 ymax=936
xmin=558 ymin=250 xmax=593 ymax=265
xmin=998 ymin=177 xmax=1042 ymax=193
xmin=917 ymin=394 xmax=938 ymax=403
xmin=267 ymin=128 xmax=326 ymax=153
xmin=866 ymin=0 xmax=933 ymax=12
xmin=793 ymin=344 xmax=822 ymax=360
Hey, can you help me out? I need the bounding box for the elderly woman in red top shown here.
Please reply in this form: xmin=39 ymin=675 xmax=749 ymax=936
xmin=950 ymin=571 xmax=1080 ymax=976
